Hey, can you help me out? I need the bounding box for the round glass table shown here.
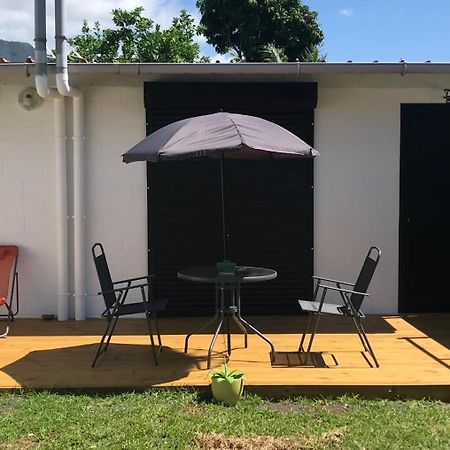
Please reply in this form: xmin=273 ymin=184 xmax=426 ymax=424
xmin=178 ymin=266 xmax=277 ymax=369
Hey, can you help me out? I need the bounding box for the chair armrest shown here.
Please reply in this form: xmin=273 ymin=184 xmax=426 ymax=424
xmin=313 ymin=275 xmax=355 ymax=286
xmin=113 ymin=274 xmax=155 ymax=285
xmin=318 ymin=284 xmax=369 ymax=296
xmin=98 ymin=282 xmax=149 ymax=296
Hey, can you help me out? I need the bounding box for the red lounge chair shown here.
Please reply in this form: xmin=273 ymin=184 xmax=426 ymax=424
xmin=0 ymin=246 xmax=19 ymax=338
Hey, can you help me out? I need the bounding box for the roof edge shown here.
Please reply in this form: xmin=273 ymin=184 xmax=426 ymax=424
xmin=1 ymin=61 xmax=450 ymax=75
xmin=0 ymin=61 xmax=450 ymax=76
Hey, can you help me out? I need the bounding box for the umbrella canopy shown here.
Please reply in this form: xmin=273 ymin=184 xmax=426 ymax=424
xmin=122 ymin=112 xmax=319 ymax=260
xmin=122 ymin=112 xmax=319 ymax=163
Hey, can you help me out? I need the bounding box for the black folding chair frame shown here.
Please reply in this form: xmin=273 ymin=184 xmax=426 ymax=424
xmin=298 ymin=247 xmax=381 ymax=368
xmin=91 ymin=243 xmax=164 ymax=368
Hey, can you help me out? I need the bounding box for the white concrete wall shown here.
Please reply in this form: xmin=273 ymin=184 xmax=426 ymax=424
xmin=0 ymin=83 xmax=147 ymax=318
xmin=83 ymin=85 xmax=147 ymax=317
xmin=0 ymin=84 xmax=58 ymax=316
xmin=314 ymin=84 xmax=442 ymax=314
xmin=0 ymin=75 xmax=445 ymax=317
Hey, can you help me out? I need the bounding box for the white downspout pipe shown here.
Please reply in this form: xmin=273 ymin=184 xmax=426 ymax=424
xmin=34 ymin=0 xmax=69 ymax=321
xmin=55 ymin=0 xmax=86 ymax=320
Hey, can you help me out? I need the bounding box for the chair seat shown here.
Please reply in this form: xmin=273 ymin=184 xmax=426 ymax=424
xmin=115 ymin=298 xmax=168 ymax=316
xmin=298 ymin=300 xmax=348 ymax=316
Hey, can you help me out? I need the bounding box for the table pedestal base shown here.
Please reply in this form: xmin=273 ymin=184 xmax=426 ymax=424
xmin=184 ymin=282 xmax=275 ymax=369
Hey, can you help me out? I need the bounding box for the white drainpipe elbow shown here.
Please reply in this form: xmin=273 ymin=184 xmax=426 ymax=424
xmin=56 ymin=72 xmax=83 ymax=98
xmin=35 ymin=75 xmax=59 ymax=99
xmin=55 ymin=0 xmax=82 ymax=98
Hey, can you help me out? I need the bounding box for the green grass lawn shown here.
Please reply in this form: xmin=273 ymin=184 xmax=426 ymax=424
xmin=0 ymin=390 xmax=448 ymax=449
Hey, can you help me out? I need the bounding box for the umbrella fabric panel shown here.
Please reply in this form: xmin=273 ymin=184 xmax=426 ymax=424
xmin=160 ymin=113 xmax=241 ymax=159
xmin=123 ymin=112 xmax=318 ymax=163
xmin=231 ymin=114 xmax=316 ymax=157
xmin=124 ymin=113 xmax=242 ymax=162
xmin=123 ymin=118 xmax=188 ymax=162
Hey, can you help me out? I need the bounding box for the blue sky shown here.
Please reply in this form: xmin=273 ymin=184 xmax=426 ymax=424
xmin=2 ymin=0 xmax=450 ymax=62
xmin=306 ymin=0 xmax=450 ymax=62
xmin=194 ymin=0 xmax=450 ymax=62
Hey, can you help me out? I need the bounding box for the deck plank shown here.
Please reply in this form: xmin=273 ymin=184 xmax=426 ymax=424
xmin=0 ymin=315 xmax=449 ymax=399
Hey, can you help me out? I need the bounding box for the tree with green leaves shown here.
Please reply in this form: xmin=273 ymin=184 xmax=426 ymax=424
xmin=196 ymin=0 xmax=324 ymax=62
xmin=69 ymin=7 xmax=210 ymax=63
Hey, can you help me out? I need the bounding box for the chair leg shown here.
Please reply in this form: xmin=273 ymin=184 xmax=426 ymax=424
xmin=302 ymin=313 xmax=322 ymax=365
xmin=351 ymin=316 xmax=369 ymax=352
xmin=0 ymin=307 xmax=11 ymax=338
xmin=0 ymin=325 xmax=9 ymax=338
xmin=298 ymin=312 xmax=313 ymax=352
xmin=92 ymin=317 xmax=115 ymax=367
xmin=145 ymin=311 xmax=159 ymax=366
xmin=12 ymin=272 xmax=19 ymax=318
xmin=153 ymin=311 xmax=163 ymax=350
xmin=104 ymin=315 xmax=119 ymax=351
xmin=355 ymin=318 xmax=379 ymax=368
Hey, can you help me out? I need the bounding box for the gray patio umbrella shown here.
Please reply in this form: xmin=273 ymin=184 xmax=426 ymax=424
xmin=122 ymin=112 xmax=319 ymax=259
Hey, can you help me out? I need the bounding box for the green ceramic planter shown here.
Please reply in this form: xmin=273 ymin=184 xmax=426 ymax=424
xmin=211 ymin=377 xmax=244 ymax=406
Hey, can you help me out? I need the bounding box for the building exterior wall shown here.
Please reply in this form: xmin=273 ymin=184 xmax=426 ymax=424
xmin=0 ymin=84 xmax=58 ymax=316
xmin=0 ymin=73 xmax=445 ymax=317
xmin=314 ymin=84 xmax=442 ymax=314
xmin=0 ymin=83 xmax=147 ymax=318
xmin=83 ymin=85 xmax=147 ymax=318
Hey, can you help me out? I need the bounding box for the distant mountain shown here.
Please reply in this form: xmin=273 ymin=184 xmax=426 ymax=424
xmin=0 ymin=39 xmax=34 ymax=62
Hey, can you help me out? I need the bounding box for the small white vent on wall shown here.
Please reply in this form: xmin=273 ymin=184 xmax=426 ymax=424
xmin=18 ymin=87 xmax=42 ymax=111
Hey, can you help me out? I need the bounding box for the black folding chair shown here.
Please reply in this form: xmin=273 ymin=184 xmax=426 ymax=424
xmin=91 ymin=243 xmax=167 ymax=367
xmin=298 ymin=246 xmax=381 ymax=367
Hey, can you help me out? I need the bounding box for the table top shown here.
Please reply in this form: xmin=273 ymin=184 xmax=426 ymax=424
xmin=178 ymin=266 xmax=277 ymax=284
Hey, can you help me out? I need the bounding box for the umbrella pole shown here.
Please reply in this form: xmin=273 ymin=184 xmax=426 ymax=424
xmin=220 ymin=153 xmax=227 ymax=260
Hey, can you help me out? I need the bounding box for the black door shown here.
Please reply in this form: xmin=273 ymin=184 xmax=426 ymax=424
xmin=146 ymin=82 xmax=317 ymax=316
xmin=399 ymin=104 xmax=450 ymax=312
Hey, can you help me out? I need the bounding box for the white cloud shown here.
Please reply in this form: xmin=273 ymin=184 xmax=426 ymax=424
xmin=0 ymin=0 xmax=197 ymax=45
xmin=339 ymin=8 xmax=354 ymax=17
xmin=0 ymin=0 xmax=34 ymax=43
xmin=194 ymin=33 xmax=208 ymax=45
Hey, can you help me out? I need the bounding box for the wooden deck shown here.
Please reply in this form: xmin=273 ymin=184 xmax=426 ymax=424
xmin=0 ymin=315 xmax=449 ymax=400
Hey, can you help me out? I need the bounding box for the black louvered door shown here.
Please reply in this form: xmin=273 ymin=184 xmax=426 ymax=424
xmin=399 ymin=104 xmax=450 ymax=312
xmin=146 ymin=82 xmax=316 ymax=316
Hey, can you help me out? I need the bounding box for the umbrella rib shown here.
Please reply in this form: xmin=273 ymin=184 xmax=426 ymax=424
xmin=226 ymin=113 xmax=246 ymax=147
